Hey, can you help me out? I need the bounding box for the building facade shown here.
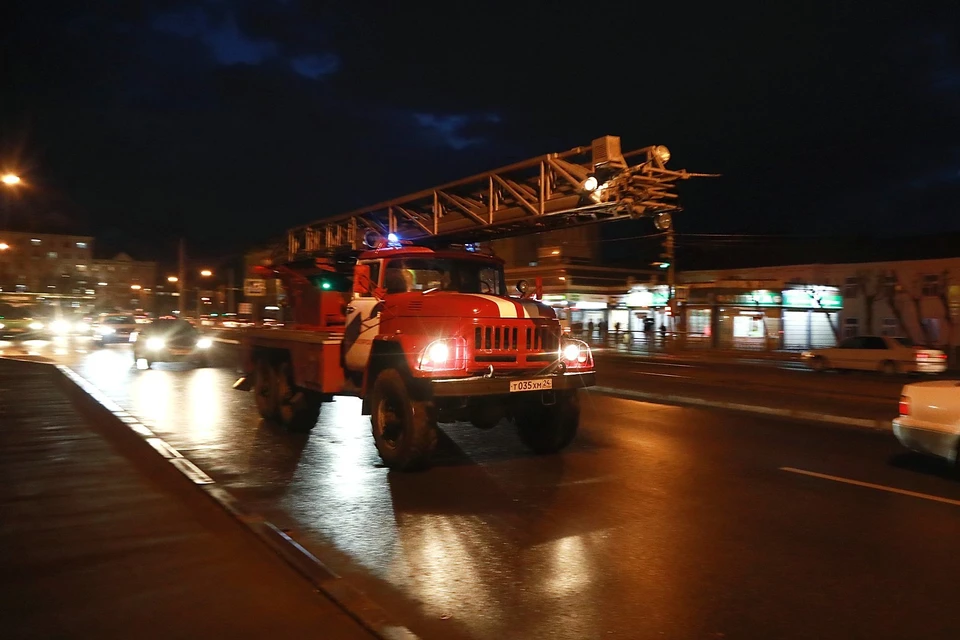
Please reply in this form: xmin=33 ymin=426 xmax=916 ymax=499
xmin=680 ymin=257 xmax=960 ymax=351
xmin=0 ymin=230 xmax=158 ymax=314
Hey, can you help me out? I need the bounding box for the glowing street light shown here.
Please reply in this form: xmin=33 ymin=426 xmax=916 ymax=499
xmin=1 ymin=173 xmax=21 ymax=186
xmin=130 ymin=284 xmax=142 ymax=291
xmin=200 ymin=269 xmax=212 ymax=277
xmin=0 ymin=242 xmax=9 ymax=251
xmin=167 ymin=276 xmax=179 ymax=283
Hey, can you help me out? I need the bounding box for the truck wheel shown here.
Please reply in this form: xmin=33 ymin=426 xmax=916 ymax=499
xmin=276 ymin=361 xmax=321 ymax=432
xmin=515 ymin=391 xmax=580 ymax=454
xmin=370 ymin=368 xmax=438 ymax=471
xmin=254 ymin=358 xmax=280 ymax=421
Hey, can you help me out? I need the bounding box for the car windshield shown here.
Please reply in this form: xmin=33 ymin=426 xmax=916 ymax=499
xmin=383 ymin=258 xmax=504 ymax=295
xmin=145 ymin=320 xmax=197 ymax=336
xmin=103 ymin=315 xmax=135 ymax=324
xmin=894 ymin=337 xmax=915 ymax=347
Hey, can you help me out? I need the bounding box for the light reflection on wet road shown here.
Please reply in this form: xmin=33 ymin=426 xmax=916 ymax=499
xmin=15 ymin=337 xmax=960 ymax=639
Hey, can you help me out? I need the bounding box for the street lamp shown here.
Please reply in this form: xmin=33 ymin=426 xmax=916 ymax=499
xmin=130 ymin=284 xmax=142 ymax=290
xmin=0 ymin=242 xmax=8 ymax=251
xmin=1 ymin=174 xmax=21 ymax=186
xmin=200 ymin=269 xmax=212 ymax=277
xmin=167 ymin=276 xmax=178 ymax=283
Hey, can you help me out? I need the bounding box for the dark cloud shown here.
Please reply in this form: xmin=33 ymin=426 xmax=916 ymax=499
xmin=4 ymin=0 xmax=960 ymax=261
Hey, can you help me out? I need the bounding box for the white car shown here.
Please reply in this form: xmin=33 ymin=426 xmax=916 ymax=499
xmin=802 ymin=335 xmax=947 ymax=375
xmin=893 ymin=380 xmax=960 ymax=464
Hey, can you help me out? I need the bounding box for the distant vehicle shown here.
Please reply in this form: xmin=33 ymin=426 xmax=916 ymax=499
xmin=0 ymin=305 xmax=46 ymax=340
xmin=93 ymin=313 xmax=138 ymax=345
xmin=802 ymin=335 xmax=947 ymax=375
xmin=132 ymin=319 xmax=212 ymax=369
xmin=893 ymin=379 xmax=960 ymax=465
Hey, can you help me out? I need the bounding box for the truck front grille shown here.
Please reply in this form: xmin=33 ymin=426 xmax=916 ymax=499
xmin=473 ymin=324 xmax=559 ymax=352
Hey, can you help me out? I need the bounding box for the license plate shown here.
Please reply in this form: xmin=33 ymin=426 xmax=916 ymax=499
xmin=170 ymin=349 xmax=190 ymax=356
xmin=509 ymin=378 xmax=553 ymax=393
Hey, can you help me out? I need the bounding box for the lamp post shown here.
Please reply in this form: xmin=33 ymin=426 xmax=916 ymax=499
xmin=197 ymin=269 xmax=212 ymax=319
xmin=1 ymin=173 xmax=22 ymax=229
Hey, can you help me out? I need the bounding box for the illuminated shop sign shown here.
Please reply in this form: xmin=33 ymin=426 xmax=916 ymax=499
xmin=781 ymin=287 xmax=842 ymax=309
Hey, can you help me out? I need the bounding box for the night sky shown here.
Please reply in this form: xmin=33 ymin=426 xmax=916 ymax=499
xmin=2 ymin=1 xmax=959 ymax=263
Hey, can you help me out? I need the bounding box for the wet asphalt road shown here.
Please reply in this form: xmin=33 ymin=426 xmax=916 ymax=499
xmin=10 ymin=337 xmax=960 ymax=639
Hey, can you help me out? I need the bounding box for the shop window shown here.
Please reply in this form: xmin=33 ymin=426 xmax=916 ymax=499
xmin=733 ymin=314 xmax=765 ymax=338
xmin=843 ymin=317 xmax=859 ymax=339
xmin=76 ymin=242 xmax=88 ymax=249
xmin=843 ymin=277 xmax=858 ymax=299
xmin=880 ymin=318 xmax=897 ymax=337
xmin=921 ymin=274 xmax=940 ymax=296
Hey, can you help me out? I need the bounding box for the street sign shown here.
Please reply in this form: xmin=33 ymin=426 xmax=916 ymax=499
xmin=244 ymin=278 xmax=266 ymax=296
xmin=238 ymin=302 xmax=252 ymax=314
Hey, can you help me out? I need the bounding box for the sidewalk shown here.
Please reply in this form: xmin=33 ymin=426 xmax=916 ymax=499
xmin=0 ymin=359 xmax=374 ymax=639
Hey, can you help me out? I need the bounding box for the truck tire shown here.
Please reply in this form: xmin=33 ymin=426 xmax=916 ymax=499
xmin=276 ymin=361 xmax=322 ymax=432
xmin=515 ymin=390 xmax=580 ymax=454
xmin=370 ymin=368 xmax=438 ymax=471
xmin=254 ymin=358 xmax=280 ymax=421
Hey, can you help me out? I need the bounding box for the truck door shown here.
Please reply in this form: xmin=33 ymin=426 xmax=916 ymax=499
xmin=344 ymin=260 xmax=383 ymax=373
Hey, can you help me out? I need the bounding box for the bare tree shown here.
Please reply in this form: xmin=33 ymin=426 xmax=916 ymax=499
xmin=852 ymin=269 xmax=887 ymax=335
xmin=805 ymin=287 xmax=840 ymax=341
xmin=882 ymin=270 xmax=933 ymax=345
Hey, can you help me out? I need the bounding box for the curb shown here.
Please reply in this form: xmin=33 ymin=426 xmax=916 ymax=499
xmin=54 ymin=364 xmax=418 ymax=640
xmin=590 ymin=385 xmax=893 ymax=431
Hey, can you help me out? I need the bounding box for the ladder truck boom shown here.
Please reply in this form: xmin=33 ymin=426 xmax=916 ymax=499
xmin=288 ymin=135 xmax=711 ymax=259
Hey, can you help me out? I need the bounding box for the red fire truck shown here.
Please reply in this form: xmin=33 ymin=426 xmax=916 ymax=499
xmin=233 ymin=136 xmax=702 ymax=470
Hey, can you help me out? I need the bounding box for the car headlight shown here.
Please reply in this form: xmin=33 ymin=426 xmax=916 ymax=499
xmin=97 ymin=326 xmax=116 ymax=335
xmin=562 ymin=342 xmax=580 ymax=362
xmin=51 ymin=320 xmax=71 ymax=334
xmin=0 ymin=323 xmax=5 ymax=330
xmin=146 ymin=337 xmax=166 ymax=350
xmin=197 ymin=338 xmax=213 ymax=349
xmin=29 ymin=321 xmax=44 ymax=331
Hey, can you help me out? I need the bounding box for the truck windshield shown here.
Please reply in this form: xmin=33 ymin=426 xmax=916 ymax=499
xmin=383 ymin=258 xmax=504 ymax=295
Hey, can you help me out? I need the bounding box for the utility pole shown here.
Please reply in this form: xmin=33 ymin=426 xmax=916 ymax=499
xmin=178 ymin=238 xmax=186 ymax=315
xmin=227 ymin=267 xmax=235 ymax=315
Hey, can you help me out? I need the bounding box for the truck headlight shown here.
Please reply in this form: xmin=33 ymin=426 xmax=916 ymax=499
xmin=560 ymin=339 xmax=593 ymax=370
xmin=146 ymin=337 xmax=165 ymax=350
xmin=418 ymin=338 xmax=466 ymax=373
xmin=197 ymin=338 xmax=213 ymax=349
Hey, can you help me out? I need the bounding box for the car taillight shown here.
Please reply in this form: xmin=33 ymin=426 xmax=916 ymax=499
xmin=898 ymin=395 xmax=910 ymax=416
xmin=916 ymin=352 xmax=929 ymax=360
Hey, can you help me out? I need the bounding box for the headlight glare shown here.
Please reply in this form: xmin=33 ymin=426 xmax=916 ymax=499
xmin=146 ymin=337 xmax=165 ymax=350
xmin=197 ymin=338 xmax=213 ymax=349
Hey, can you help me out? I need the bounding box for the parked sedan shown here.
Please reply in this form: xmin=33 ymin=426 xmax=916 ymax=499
xmin=893 ymin=379 xmax=960 ymax=465
xmin=132 ymin=319 xmax=212 ymax=368
xmin=802 ymin=335 xmax=947 ymax=375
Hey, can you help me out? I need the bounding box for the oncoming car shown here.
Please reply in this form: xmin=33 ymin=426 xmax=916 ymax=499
xmin=132 ymin=319 xmax=212 ymax=369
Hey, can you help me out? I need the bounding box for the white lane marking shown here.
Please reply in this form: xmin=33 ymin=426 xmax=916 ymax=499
xmin=780 ymin=467 xmax=960 ymax=508
xmin=630 ymin=370 xmax=690 ymax=379
xmin=465 ymin=294 xmax=520 ymax=318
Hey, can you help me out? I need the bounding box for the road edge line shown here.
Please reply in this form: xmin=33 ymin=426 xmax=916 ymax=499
xmin=52 ymin=363 xmax=419 ymax=640
xmin=590 ymin=385 xmax=890 ymax=431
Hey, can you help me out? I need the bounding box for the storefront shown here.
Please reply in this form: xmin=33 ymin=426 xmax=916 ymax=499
xmin=679 ymin=284 xmax=842 ymax=351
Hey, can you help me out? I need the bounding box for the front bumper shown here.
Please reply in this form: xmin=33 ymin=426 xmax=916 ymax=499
xmin=428 ymin=371 xmax=595 ymax=397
